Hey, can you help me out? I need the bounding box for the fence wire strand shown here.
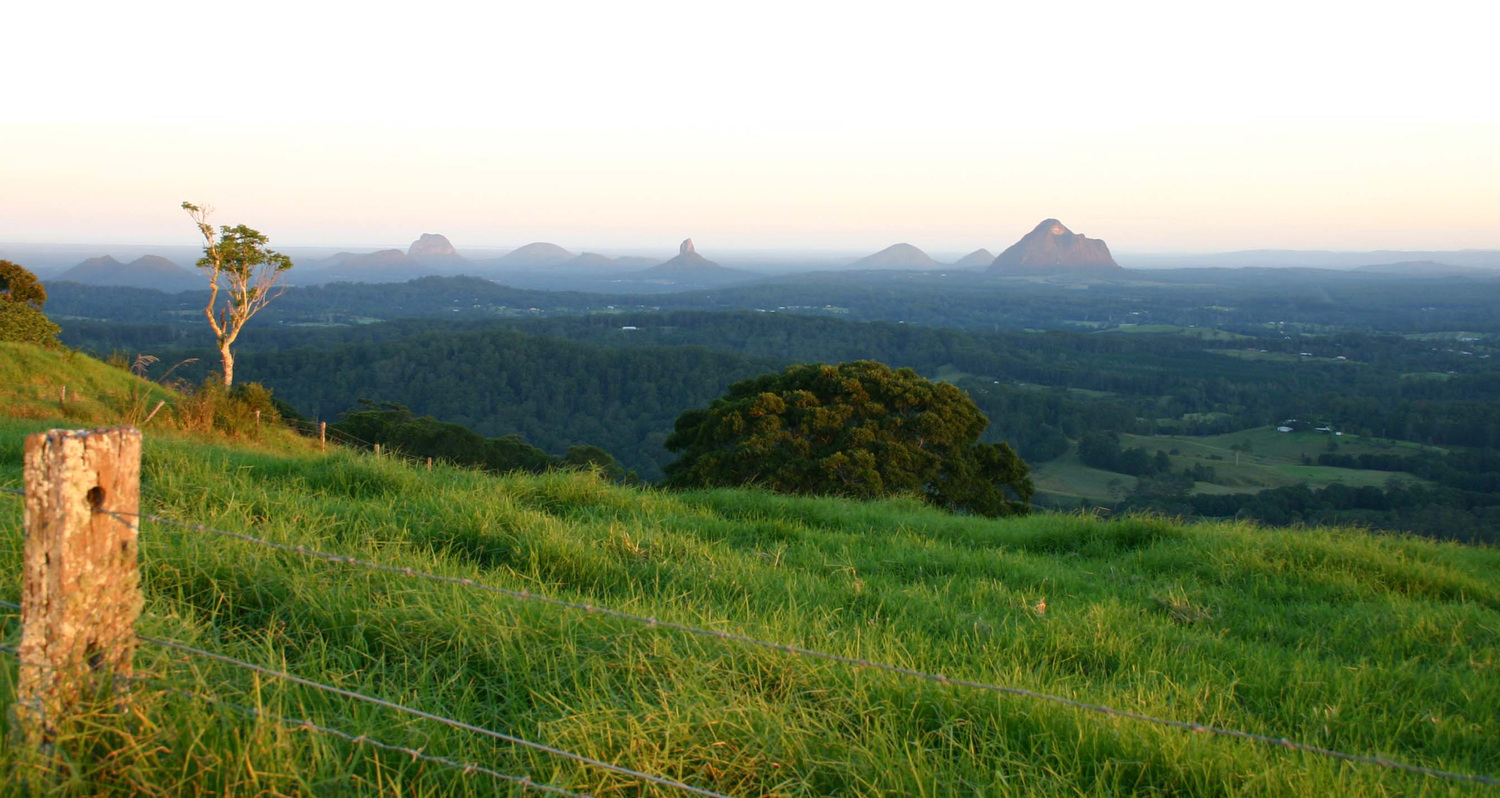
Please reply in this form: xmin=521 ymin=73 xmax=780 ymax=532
xmin=138 ymin=635 xmax=734 ymax=798
xmin=6 ymin=490 xmax=1500 ymax=786
xmin=155 ymin=683 xmax=598 ymax=798
xmin=0 ymin=644 xmax=595 ymax=798
xmin=96 ymin=505 xmax=1498 ymax=787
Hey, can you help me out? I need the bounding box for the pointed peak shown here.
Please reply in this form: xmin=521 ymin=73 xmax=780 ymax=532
xmin=680 ymin=238 xmax=696 ymax=255
xmin=991 ymin=219 xmax=1119 ymax=273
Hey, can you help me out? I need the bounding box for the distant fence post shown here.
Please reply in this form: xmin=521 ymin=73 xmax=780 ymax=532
xmin=15 ymin=427 xmax=143 ymax=745
xmin=426 ymin=457 xmax=433 ymax=471
xmin=373 ymin=443 xmax=381 ymax=457
xmin=319 ymin=422 xmax=326 ymax=451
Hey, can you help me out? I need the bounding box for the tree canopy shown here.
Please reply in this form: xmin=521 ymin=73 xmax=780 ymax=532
xmin=0 ymin=260 xmax=60 ymax=346
xmin=664 ymin=360 xmax=1032 ymax=516
xmin=0 ymin=260 xmax=47 ymax=309
xmin=331 ymin=401 xmax=630 ymax=480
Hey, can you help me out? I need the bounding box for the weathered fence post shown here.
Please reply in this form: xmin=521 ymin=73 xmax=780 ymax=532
xmin=58 ymin=386 xmax=66 ymax=412
xmin=319 ymin=421 xmax=327 ymax=451
xmin=426 ymin=457 xmax=433 ymax=471
xmin=15 ymin=427 xmax=143 ymax=744
xmin=254 ymin=409 xmax=261 ymax=429
xmin=374 ymin=443 xmax=382 ymax=457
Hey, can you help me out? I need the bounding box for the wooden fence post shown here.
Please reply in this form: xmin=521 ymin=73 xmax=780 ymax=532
xmin=319 ymin=421 xmax=327 ymax=451
xmin=15 ymin=427 xmax=143 ymax=744
xmin=426 ymin=457 xmax=433 ymax=471
xmin=373 ymin=443 xmax=381 ymax=457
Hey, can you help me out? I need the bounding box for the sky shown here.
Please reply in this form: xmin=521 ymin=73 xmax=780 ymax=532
xmin=3 ymin=0 xmax=1497 ymax=255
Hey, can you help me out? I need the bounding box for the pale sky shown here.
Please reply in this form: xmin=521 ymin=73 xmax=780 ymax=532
xmin=3 ymin=0 xmax=1497 ymax=254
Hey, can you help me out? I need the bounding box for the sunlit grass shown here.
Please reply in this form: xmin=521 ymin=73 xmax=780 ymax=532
xmin=0 ymin=344 xmax=1495 ymax=795
xmin=0 ymin=415 xmax=1495 ymax=796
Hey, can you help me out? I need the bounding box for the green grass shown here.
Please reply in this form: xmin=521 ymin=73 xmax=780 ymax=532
xmin=1156 ymin=427 xmax=1444 ymax=463
xmin=0 ymin=346 xmax=1497 ymax=795
xmin=1031 ymin=450 xmax=1138 ymax=503
xmin=1104 ymin=325 xmax=1250 ymax=341
xmin=1032 ymin=429 xmax=1432 ymax=504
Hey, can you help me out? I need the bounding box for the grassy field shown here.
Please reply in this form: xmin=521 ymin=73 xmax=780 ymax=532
xmin=1146 ymin=427 xmax=1443 ymax=465
xmin=1033 ymin=428 xmax=1435 ymax=504
xmin=0 ymin=345 xmax=1497 ymax=796
xmin=1105 ymin=325 xmax=1250 ymax=341
xmin=1031 ymin=450 xmax=1138 ymax=503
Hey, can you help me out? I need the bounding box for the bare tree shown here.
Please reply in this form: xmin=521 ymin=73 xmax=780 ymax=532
xmin=182 ymin=202 xmax=293 ymax=387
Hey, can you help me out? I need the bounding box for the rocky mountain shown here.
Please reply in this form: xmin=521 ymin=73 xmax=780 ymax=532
xmin=494 ymin=242 xmax=574 ymax=269
xmin=849 ymin=243 xmax=939 ymax=270
xmin=626 ymin=239 xmax=757 ymax=287
xmin=990 ymin=219 xmax=1120 ymax=273
xmin=643 ymin=239 xmax=727 ymax=274
xmin=408 ymin=233 xmax=459 ymax=260
xmin=951 ymin=249 xmax=995 ymax=268
xmin=56 ymin=254 xmax=202 ymax=293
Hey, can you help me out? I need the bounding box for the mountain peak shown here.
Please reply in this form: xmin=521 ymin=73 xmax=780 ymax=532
xmin=645 ymin=239 xmax=724 ymax=275
xmin=409 ymin=233 xmax=458 ymax=259
xmin=851 ymin=243 xmax=939 ymax=270
xmin=951 ymin=248 xmax=995 ymax=268
xmin=991 ymin=219 xmax=1119 ymax=273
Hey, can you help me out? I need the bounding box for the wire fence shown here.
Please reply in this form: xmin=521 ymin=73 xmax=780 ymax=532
xmin=0 ymin=628 xmax=595 ymax=798
xmin=1 ymin=481 xmax=1497 ymax=789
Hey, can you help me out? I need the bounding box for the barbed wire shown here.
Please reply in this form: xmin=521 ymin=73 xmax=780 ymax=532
xmin=6 ymin=495 xmax=1499 ymax=786
xmin=0 ymin=486 xmax=21 ymax=497
xmin=0 ymin=643 xmax=595 ymax=798
xmin=97 ymin=506 xmax=1500 ymax=786
xmin=1 ymin=602 xmax=711 ymax=796
xmin=139 ymin=635 xmax=735 ymax=798
xmin=178 ymin=688 xmax=599 ymax=798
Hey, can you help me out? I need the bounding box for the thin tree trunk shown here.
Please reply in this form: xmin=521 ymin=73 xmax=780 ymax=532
xmin=219 ymin=343 xmax=235 ymax=387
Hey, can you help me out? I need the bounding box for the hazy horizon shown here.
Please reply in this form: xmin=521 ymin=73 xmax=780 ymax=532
xmin=5 ymin=2 xmax=1497 ymax=255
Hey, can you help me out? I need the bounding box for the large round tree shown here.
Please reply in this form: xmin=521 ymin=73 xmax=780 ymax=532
xmin=664 ymin=360 xmax=1032 ymax=516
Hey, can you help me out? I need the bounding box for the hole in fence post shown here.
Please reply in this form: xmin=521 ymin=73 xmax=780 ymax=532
xmin=16 ymin=426 xmax=143 ymax=751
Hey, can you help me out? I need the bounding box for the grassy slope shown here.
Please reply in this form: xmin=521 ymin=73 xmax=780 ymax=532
xmin=0 ymin=345 xmax=1497 ymax=796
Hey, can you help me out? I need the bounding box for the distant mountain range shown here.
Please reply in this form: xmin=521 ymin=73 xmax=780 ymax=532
xmin=11 ymin=221 xmax=1498 ymax=296
xmin=54 ymin=254 xmax=201 ymax=292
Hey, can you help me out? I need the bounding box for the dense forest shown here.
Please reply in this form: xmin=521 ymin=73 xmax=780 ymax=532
xmin=74 ymin=311 xmax=1498 ymax=455
xmin=41 ymin=271 xmax=1500 ymax=542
